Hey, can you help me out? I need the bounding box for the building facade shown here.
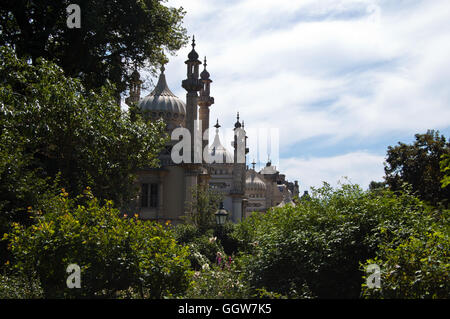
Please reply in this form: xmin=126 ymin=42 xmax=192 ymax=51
xmin=126 ymin=38 xmax=299 ymax=224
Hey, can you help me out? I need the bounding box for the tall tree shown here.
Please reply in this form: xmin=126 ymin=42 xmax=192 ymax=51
xmin=384 ymin=130 xmax=450 ymax=207
xmin=0 ymin=46 xmax=167 ymax=221
xmin=0 ymin=0 xmax=187 ymax=98
xmin=184 ymin=186 xmax=223 ymax=232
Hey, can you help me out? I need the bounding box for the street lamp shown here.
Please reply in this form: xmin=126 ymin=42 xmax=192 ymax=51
xmin=215 ymin=202 xmax=228 ymax=226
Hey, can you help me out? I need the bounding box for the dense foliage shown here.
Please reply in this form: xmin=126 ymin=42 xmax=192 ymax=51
xmin=0 ymin=44 xmax=448 ymax=299
xmin=183 ymin=186 xmax=223 ymax=232
xmin=2 ymin=190 xmax=192 ymax=298
xmin=384 ymin=130 xmax=450 ymax=207
xmin=440 ymin=154 xmax=450 ymax=189
xmin=231 ymin=183 xmax=448 ymax=298
xmin=0 ymin=0 xmax=187 ymax=96
xmin=362 ymin=230 xmax=449 ymax=298
xmin=0 ymin=46 xmax=166 ymax=224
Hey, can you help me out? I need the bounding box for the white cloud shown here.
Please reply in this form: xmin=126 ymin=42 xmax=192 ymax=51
xmin=141 ymin=0 xmax=450 ymax=188
xmin=280 ymin=151 xmax=385 ymax=191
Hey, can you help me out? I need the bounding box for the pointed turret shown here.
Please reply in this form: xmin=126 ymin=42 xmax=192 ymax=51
xmin=182 ymin=36 xmax=203 ymax=163
xmin=198 ymin=56 xmax=214 ymax=156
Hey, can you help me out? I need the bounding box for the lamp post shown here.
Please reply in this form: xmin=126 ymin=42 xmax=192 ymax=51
xmin=215 ymin=202 xmax=228 ymax=226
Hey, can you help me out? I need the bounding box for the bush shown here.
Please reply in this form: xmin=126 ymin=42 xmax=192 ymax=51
xmin=235 ymin=183 xmax=441 ymax=298
xmin=0 ymin=274 xmax=43 ymax=299
xmin=214 ymin=222 xmax=241 ymax=256
xmin=185 ymin=256 xmax=250 ymax=299
xmin=3 ymin=189 xmax=192 ymax=298
xmin=174 ymin=221 xmax=241 ymax=272
xmin=362 ymin=230 xmax=449 ymax=299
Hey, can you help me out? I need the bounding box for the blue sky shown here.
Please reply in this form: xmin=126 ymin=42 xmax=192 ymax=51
xmin=133 ymin=0 xmax=450 ymax=193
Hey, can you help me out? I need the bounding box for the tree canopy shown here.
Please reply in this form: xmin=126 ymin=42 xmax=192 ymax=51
xmin=232 ymin=183 xmax=448 ymax=299
xmin=384 ymin=130 xmax=450 ymax=207
xmin=0 ymin=46 xmax=166 ymax=240
xmin=0 ymin=0 xmax=187 ymax=97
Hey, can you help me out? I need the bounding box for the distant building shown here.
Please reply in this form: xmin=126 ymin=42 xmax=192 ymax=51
xmin=245 ymin=161 xmax=299 ymax=217
xmin=126 ymin=38 xmax=299 ymax=224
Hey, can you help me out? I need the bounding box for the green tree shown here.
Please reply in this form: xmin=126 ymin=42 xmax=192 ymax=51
xmin=183 ymin=185 xmax=223 ymax=232
xmin=384 ymin=130 xmax=450 ymax=207
xmin=361 ymin=230 xmax=449 ymax=299
xmin=3 ymin=189 xmax=192 ymax=298
xmin=0 ymin=0 xmax=187 ymax=97
xmin=369 ymin=181 xmax=387 ymax=191
xmin=0 ymin=46 xmax=167 ymax=212
xmin=233 ymin=183 xmax=441 ymax=298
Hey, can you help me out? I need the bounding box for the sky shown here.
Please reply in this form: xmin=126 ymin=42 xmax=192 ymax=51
xmin=133 ymin=0 xmax=450 ymax=193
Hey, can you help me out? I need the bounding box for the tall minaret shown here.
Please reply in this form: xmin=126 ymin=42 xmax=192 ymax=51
xmin=230 ymin=112 xmax=249 ymax=222
xmin=125 ymin=69 xmax=142 ymax=107
xmin=182 ymin=36 xmax=202 ymax=163
xmin=198 ymin=56 xmax=214 ymax=157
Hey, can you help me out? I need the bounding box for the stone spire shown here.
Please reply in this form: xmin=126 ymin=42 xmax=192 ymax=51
xmin=198 ymin=56 xmax=214 ymax=156
xmin=182 ymin=35 xmax=202 ymax=163
xmin=234 ymin=112 xmax=242 ymax=129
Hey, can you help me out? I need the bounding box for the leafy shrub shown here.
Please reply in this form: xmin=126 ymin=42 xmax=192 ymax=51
xmin=362 ymin=230 xmax=449 ymax=299
xmin=174 ymin=224 xmax=219 ymax=270
xmin=173 ymin=223 xmax=201 ymax=244
xmin=185 ymin=259 xmax=250 ymax=299
xmin=214 ymin=222 xmax=241 ymax=256
xmin=3 ymin=189 xmax=192 ymax=298
xmin=235 ymin=183 xmax=441 ymax=298
xmin=0 ymin=274 xmax=43 ymax=299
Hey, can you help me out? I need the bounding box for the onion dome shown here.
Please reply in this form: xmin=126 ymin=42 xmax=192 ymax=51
xmin=188 ymin=35 xmax=199 ymax=61
xmin=138 ymin=65 xmax=186 ymax=127
xmin=246 ymin=170 xmax=267 ymax=190
xmin=208 ymin=119 xmax=233 ymax=163
xmin=234 ymin=112 xmax=242 ymax=129
xmin=200 ymin=56 xmax=210 ymax=80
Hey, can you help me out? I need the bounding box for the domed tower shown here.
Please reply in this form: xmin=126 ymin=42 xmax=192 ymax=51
xmin=198 ymin=57 xmax=214 ymax=155
xmin=245 ymin=161 xmax=267 ymax=215
xmin=181 ymin=36 xmax=203 ymax=163
xmin=138 ymin=65 xmax=186 ymax=131
xmin=229 ymin=112 xmax=249 ymax=222
xmin=208 ymin=119 xmax=233 ymax=164
xmin=260 ymin=159 xmax=280 ymax=208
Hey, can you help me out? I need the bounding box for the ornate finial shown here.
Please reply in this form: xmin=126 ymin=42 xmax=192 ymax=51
xmin=251 ymin=159 xmax=256 ymax=170
xmin=234 ymin=112 xmax=242 ymax=129
xmin=242 ymin=120 xmax=245 ymax=129
xmin=187 ymin=35 xmax=199 ymax=61
xmin=214 ymin=118 xmax=221 ymax=129
xmin=160 ymin=64 xmax=165 ymax=73
xmin=200 ymin=56 xmax=210 ymax=81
